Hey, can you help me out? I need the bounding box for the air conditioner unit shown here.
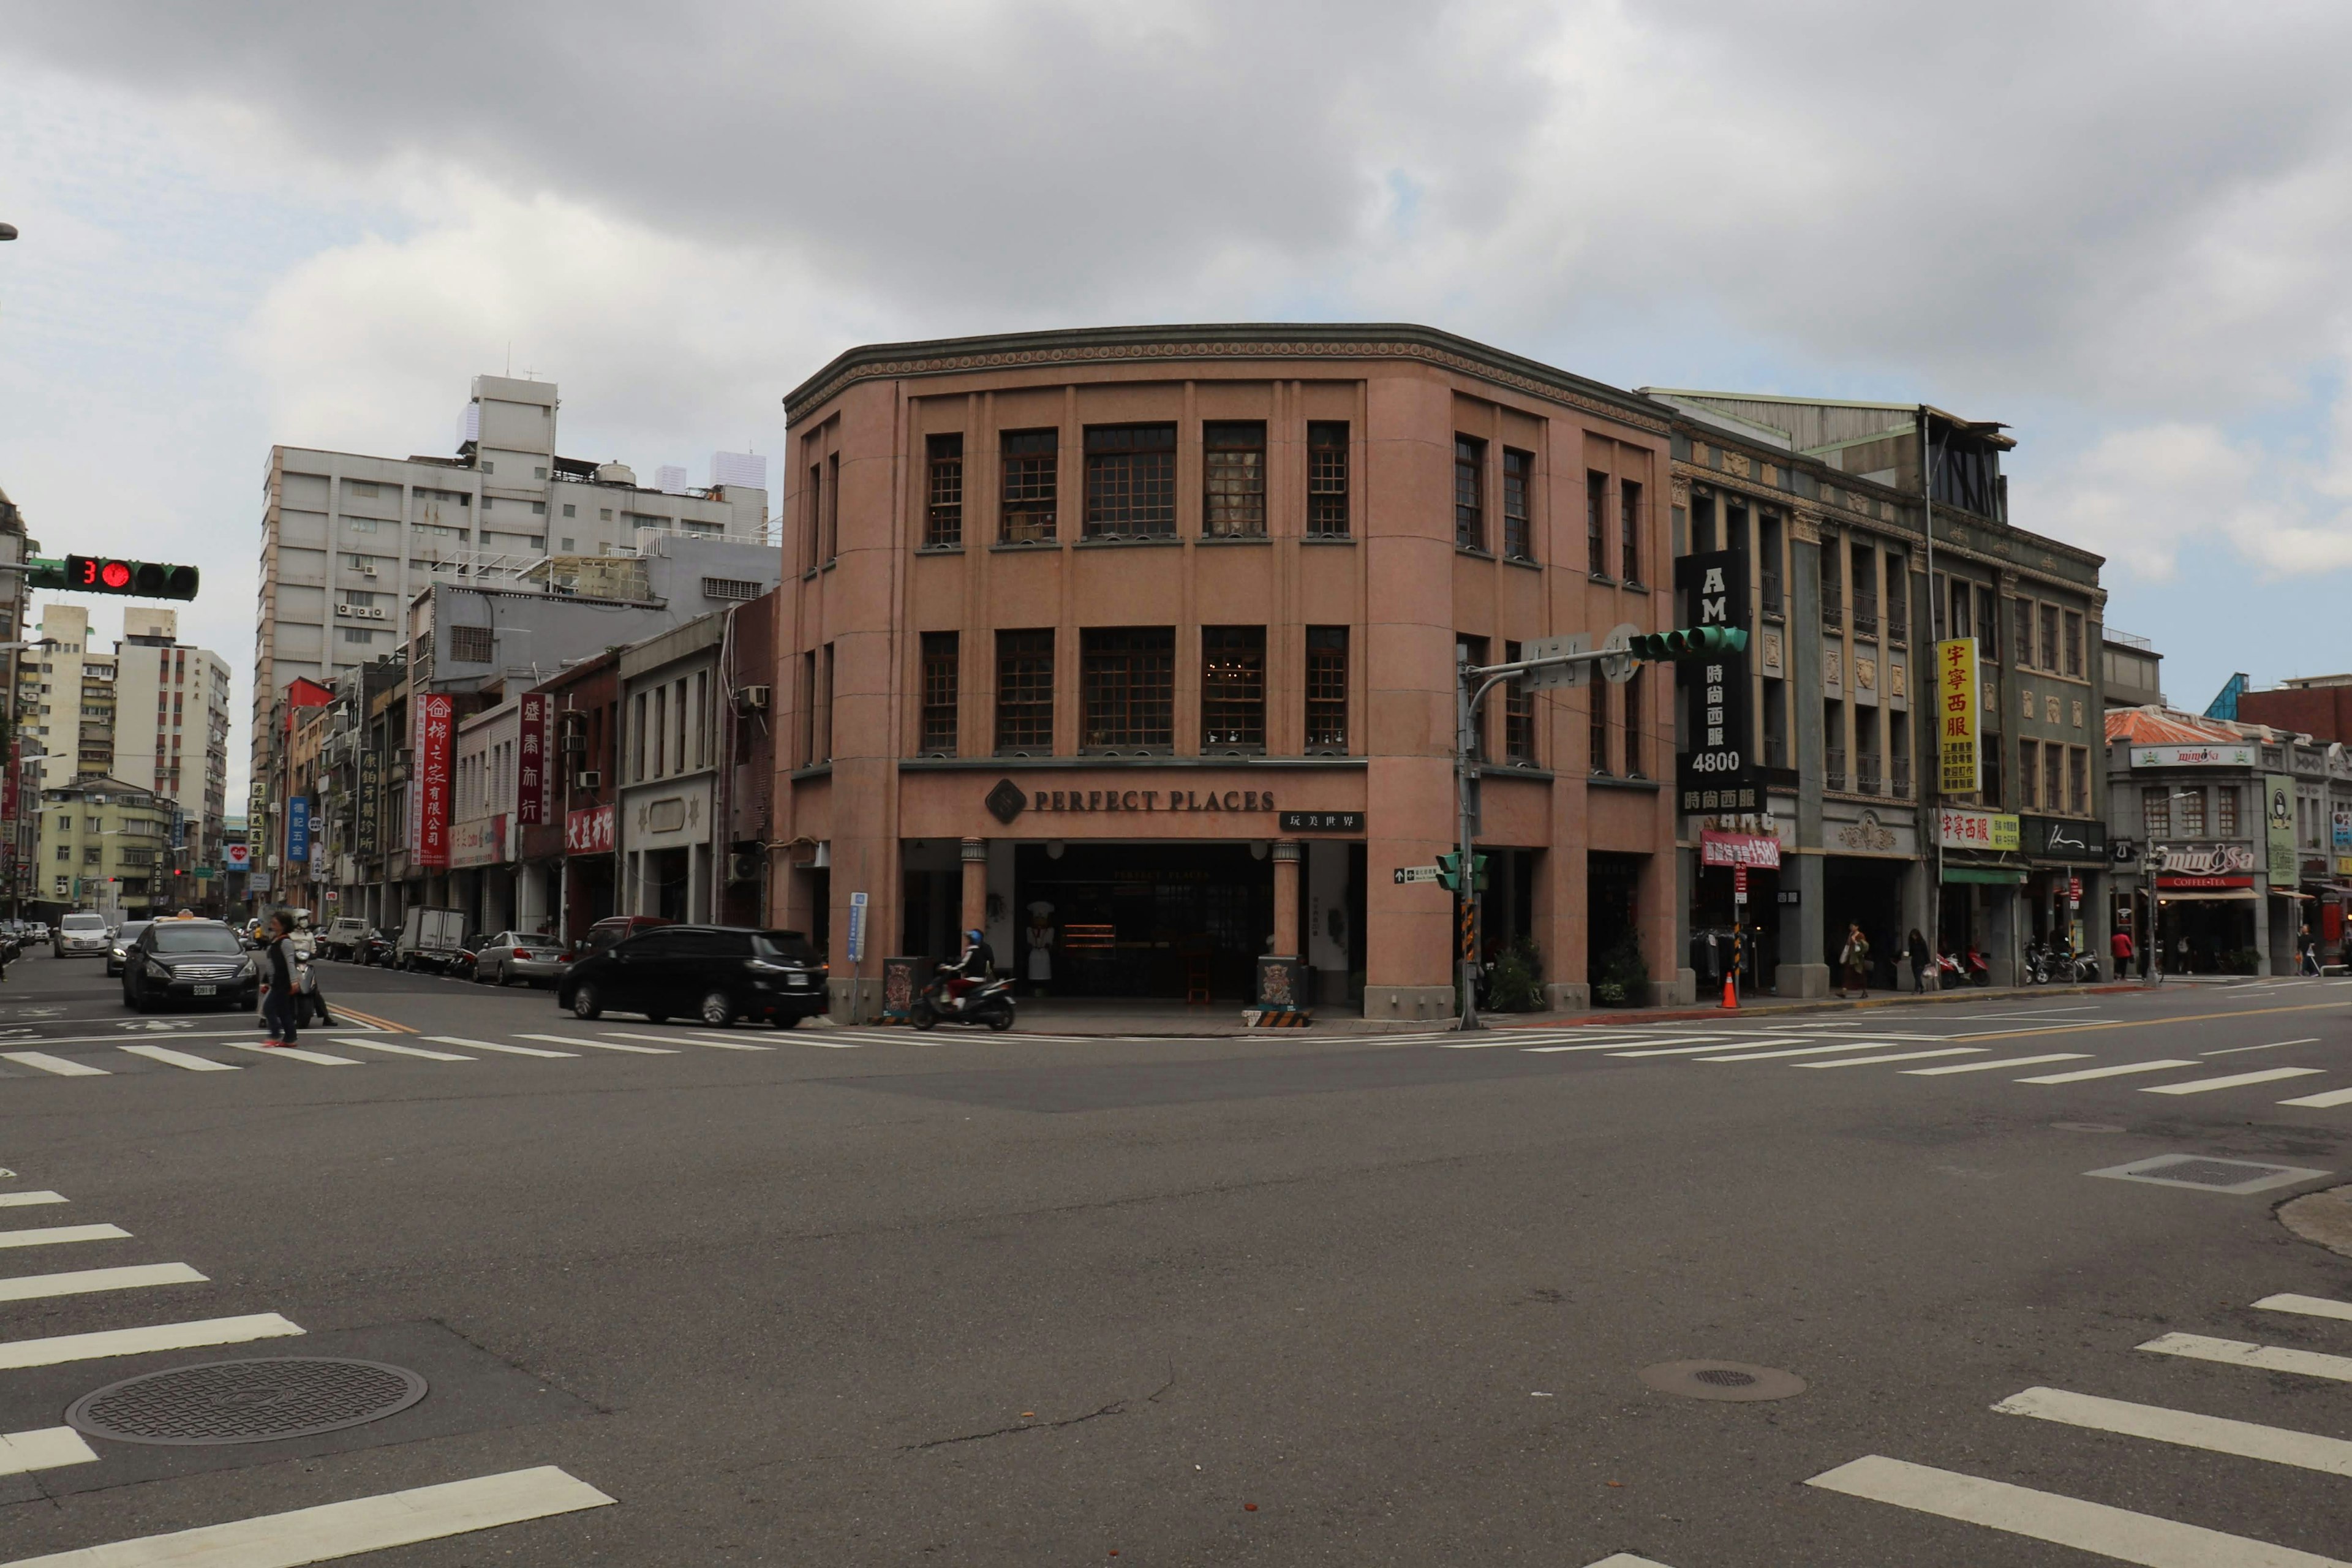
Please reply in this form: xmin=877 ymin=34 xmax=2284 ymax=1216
xmin=728 ymin=851 xmax=761 ymax=883
xmin=359 ymin=566 xmax=379 ymax=578
xmin=737 ymin=685 xmax=770 ymax=712
xmin=575 ymin=771 xmax=601 ymax=790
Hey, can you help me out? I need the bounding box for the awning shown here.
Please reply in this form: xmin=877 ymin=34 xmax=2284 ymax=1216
xmin=2158 ymin=889 xmax=2258 ymax=902
xmin=1943 ymin=867 xmax=2026 ymax=886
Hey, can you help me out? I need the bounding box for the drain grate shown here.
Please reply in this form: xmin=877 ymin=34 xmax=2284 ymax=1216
xmin=1638 ymin=1360 xmax=1806 ymax=1402
xmin=2087 ymin=1153 xmax=2333 ymax=1196
xmin=67 ymin=1357 xmax=428 ymax=1447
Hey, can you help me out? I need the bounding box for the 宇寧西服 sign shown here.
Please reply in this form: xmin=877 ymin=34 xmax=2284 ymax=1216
xmin=1936 ymin=638 xmax=1980 ymax=794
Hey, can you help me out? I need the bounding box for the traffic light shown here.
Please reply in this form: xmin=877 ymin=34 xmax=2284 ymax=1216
xmin=1628 ymin=625 xmax=1749 ymax=660
xmin=1436 ymin=851 xmax=1490 ymax=892
xmin=62 ymin=556 xmax=200 ymax=600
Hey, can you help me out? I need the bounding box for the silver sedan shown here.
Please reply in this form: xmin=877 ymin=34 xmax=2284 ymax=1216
xmin=474 ymin=932 xmax=568 ymax=987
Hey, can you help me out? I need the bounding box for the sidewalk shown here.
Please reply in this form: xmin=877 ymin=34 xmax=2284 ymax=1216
xmin=829 ymin=974 xmax=2262 ymax=1039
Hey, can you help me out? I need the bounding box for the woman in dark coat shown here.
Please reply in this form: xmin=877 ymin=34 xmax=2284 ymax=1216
xmin=259 ymin=911 xmax=300 ymax=1048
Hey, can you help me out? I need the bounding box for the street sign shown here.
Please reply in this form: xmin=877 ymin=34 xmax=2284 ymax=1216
xmin=1599 ymin=622 xmax=1641 ymax=685
xmin=1733 ymin=864 xmax=1749 ymax=903
xmin=1520 ymin=633 xmax=1591 ymax=690
xmin=1393 ymin=865 xmax=1444 ymax=884
xmin=846 ymin=890 xmax=869 ymax=962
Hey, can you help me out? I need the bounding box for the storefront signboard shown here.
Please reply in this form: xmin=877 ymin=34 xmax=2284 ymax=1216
xmin=565 ymin=804 xmax=616 ymax=855
xmin=2159 ymin=874 xmax=2255 ymax=891
xmin=984 ymin=778 xmax=1350 ymax=823
xmin=1939 ymin=805 xmax=2018 ymax=851
xmin=285 ymin=796 xmax=310 ymax=862
xmin=2022 ymin=814 xmax=2106 ymax=862
xmin=2130 ymin=742 xmax=2255 ymax=769
xmin=2153 ymin=842 xmax=2256 ymax=875
xmin=847 ymin=891 xmax=868 ymax=963
xmin=518 ymin=694 xmax=548 ymax=826
xmin=1936 ymin=638 xmax=1980 ymax=793
xmin=411 ymin=693 xmax=455 ymax=869
xmin=2266 ymin=774 xmax=2297 ymax=888
xmin=1278 ymin=811 xmax=1363 ymax=834
xmin=249 ymin=872 xmax=273 ymax=894
xmin=2334 ymin=804 xmax=2352 ymax=853
xmin=1700 ymin=830 xmax=1781 ymax=869
xmin=224 ymin=843 xmax=251 ymax=870
xmin=450 ymin=814 xmax=508 ymax=869
xmin=357 ymin=748 xmax=382 ymax=859
xmin=1673 ymin=548 xmax=1755 ymax=809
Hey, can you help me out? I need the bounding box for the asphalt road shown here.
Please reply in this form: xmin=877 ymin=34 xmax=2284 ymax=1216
xmin=0 ymin=950 xmax=2348 ymax=1565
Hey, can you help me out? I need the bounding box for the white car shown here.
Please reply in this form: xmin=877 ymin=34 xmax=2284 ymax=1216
xmin=54 ymin=912 xmax=109 ymax=958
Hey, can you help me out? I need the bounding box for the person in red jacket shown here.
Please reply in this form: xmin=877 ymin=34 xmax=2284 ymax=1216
xmin=2111 ymin=925 xmax=2136 ymax=978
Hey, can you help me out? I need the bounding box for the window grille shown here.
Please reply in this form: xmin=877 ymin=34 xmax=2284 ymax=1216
xmin=1200 ymin=626 xmax=1266 ymax=748
xmin=1502 ymin=640 xmax=1534 ymax=761
xmin=1000 ymin=431 xmax=1057 ymax=543
xmin=1453 ymin=437 xmax=1486 ymax=551
xmin=1306 ymin=423 xmax=1349 ymax=537
xmin=1203 ymin=423 xmax=1266 ymax=538
xmin=925 ymin=433 xmax=963 ymax=548
xmin=1586 ymin=470 xmax=1609 ymax=575
xmin=1083 ymin=425 xmax=1175 ymax=538
xmin=1080 ymin=628 xmax=1174 ymax=748
xmin=919 ymin=631 xmax=958 ymax=754
xmin=1502 ymin=450 xmax=1533 ymax=560
xmin=448 ymin=625 xmax=494 ymax=664
xmin=1306 ymin=627 xmax=1348 ymax=750
xmin=702 ymin=578 xmax=763 ymax=601
xmin=1620 ymin=478 xmax=1643 ymax=583
xmin=994 ymin=630 xmax=1054 ymax=752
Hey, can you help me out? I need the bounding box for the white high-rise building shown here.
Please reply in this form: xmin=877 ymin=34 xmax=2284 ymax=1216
xmin=254 ymin=374 xmax=770 ymax=790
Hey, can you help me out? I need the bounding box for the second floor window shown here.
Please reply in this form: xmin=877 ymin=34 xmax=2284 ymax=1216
xmin=2143 ymin=786 xmax=2171 ymax=840
xmin=1200 ymin=626 xmax=1266 ymax=748
xmin=1306 ymin=627 xmax=1348 ymax=750
xmin=994 ymin=630 xmax=1054 ymax=752
xmin=2043 ymin=742 xmax=2062 ymax=814
xmin=924 ymin=434 xmax=963 ymax=548
xmin=1454 ymin=436 xmax=1485 ymax=551
xmin=2064 ymin=611 xmax=2084 ymax=676
xmin=1501 ymin=449 xmax=1532 ymax=560
xmin=1624 ymin=667 xmax=1645 ymax=778
xmin=1621 ymin=478 xmax=1644 ymax=584
xmin=2038 ymin=604 xmax=2059 ymax=671
xmin=1306 ymin=423 xmax=1349 ymax=536
xmin=2179 ymin=785 xmax=2206 ymax=836
xmin=2217 ymin=786 xmax=2239 ymax=835
xmin=2068 ymin=746 xmax=2088 ymax=815
xmin=2015 ymin=598 xmax=2035 ymax=666
xmin=919 ymin=631 xmax=958 ymax=754
xmin=1084 ymin=424 xmax=1175 ymax=538
xmin=1000 ymin=430 xmax=1057 ymax=543
xmin=1502 ymin=640 xmax=1534 ymax=761
xmin=1080 ymin=628 xmax=1174 ymax=749
xmin=1204 ymin=423 xmax=1267 ymax=538
xmin=1586 ymin=470 xmax=1608 ymax=576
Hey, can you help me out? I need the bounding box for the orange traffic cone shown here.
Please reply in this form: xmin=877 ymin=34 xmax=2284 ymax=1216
xmin=1721 ymin=971 xmax=1738 ymax=1010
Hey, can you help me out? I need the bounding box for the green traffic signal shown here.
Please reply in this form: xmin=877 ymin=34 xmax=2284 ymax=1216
xmin=1434 ymin=851 xmax=1490 ymax=892
xmin=1630 ymin=625 xmax=1749 ymax=660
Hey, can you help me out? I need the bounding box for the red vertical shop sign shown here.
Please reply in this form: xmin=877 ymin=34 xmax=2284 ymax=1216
xmin=518 ymin=693 xmax=547 ymax=826
xmin=2 ymin=738 xmax=17 ymax=823
xmin=412 ymin=693 xmax=454 ymax=868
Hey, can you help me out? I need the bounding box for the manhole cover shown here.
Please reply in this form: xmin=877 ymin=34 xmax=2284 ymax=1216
xmin=67 ymin=1358 xmax=428 ymax=1446
xmin=1638 ymin=1360 xmax=1806 ymax=1402
xmin=2086 ymin=1153 xmax=2333 ymax=1196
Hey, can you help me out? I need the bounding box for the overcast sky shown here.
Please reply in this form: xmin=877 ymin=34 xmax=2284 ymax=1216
xmin=4 ymin=1 xmax=2350 ymax=801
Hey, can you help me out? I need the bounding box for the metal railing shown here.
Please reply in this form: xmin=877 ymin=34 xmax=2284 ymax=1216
xmin=1821 ymin=586 xmax=1843 ymax=630
xmin=1760 ymin=570 xmax=1785 ymax=622
xmin=1825 ymin=747 xmax=1847 ymax=791
xmin=1853 ymin=598 xmax=1879 ymax=638
xmin=1893 ymin=756 xmax=1912 ymax=796
xmin=1764 ymin=733 xmax=1789 ymax=769
xmin=1858 ymin=758 xmax=1881 ymax=795
xmin=1886 ymin=611 xmax=1909 ymax=644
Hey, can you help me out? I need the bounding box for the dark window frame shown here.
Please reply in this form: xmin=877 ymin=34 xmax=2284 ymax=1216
xmin=1586 ymin=470 xmax=1610 ymax=576
xmin=1200 ymin=625 xmax=1267 ymax=750
xmin=1305 ymin=626 xmax=1349 ymax=752
xmin=1306 ymin=423 xmax=1350 ymax=537
xmin=1083 ymin=424 xmax=1177 ymax=539
xmin=1501 ymin=448 xmax=1534 ymax=561
xmin=919 ymin=631 xmax=959 ymax=755
xmin=1620 ymin=478 xmax=1643 ymax=584
xmin=1000 ymin=429 xmax=1058 ymax=544
xmin=1202 ymin=422 xmax=1267 ymax=539
xmin=923 ymin=433 xmax=963 ymax=549
xmin=1080 ymin=627 xmax=1175 ymax=750
xmin=1453 ymin=436 xmax=1487 ymax=552
xmin=1502 ymin=639 xmax=1536 ymax=762
xmin=993 ymin=628 xmax=1055 ymax=753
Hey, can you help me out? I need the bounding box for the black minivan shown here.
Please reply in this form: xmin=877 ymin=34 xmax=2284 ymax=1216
xmin=557 ymin=925 xmax=826 ymax=1028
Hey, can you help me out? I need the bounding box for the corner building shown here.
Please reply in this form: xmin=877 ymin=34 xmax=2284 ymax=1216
xmin=777 ymin=325 xmax=1685 ymax=1020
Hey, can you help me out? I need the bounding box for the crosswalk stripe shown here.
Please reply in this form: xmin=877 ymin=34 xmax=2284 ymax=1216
xmin=2278 ymin=1085 xmax=2352 ymax=1108
xmin=423 ymin=1035 xmax=577 ymax=1058
xmin=119 ymin=1045 xmax=239 ymax=1072
xmin=1602 ymin=1038 xmax=1809 ymax=1057
xmin=2138 ymin=1332 xmax=2352 ymax=1384
xmin=1696 ymin=1042 xmax=1906 ymax=1061
xmin=0 ymin=1193 xmax=67 ymax=1209
xmin=0 ymin=1427 xmax=99 ymax=1477
xmin=516 ymin=1033 xmax=677 ymax=1055
xmin=229 ymin=1044 xmax=361 ymax=1067
xmin=600 ymin=1031 xmax=771 ymax=1052
xmin=2142 ymin=1066 xmax=2325 ymax=1096
xmin=2254 ymin=1292 xmax=2352 ymax=1324
xmin=0 ymin=1262 xmax=208 ymax=1303
xmin=0 ymin=1311 xmax=303 ymax=1371
xmin=1796 ymin=1047 xmax=1987 ymax=1069
xmin=1905 ymin=1054 xmax=2094 ymax=1075
xmin=2018 ymin=1059 xmax=2199 ymax=1084
xmin=0 ymin=1463 xmax=615 ymax=1567
xmin=1 ymin=1052 xmax=108 ymax=1077
xmin=0 ymin=1224 xmax=129 ymax=1250
xmin=337 ymin=1039 xmax=473 ymax=1061
xmin=1994 ymin=1384 xmax=2352 ymax=1477
xmin=1806 ymin=1452 xmax=2348 ymax=1567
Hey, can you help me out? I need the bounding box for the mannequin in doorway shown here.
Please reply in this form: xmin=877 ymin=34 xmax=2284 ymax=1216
xmin=1025 ymin=901 xmax=1055 ymax=997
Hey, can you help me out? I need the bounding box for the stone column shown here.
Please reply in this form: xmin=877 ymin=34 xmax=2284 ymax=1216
xmin=959 ymin=838 xmax=988 ymax=938
xmin=1782 ymin=508 xmax=1831 ymax=996
xmin=1270 ymin=840 xmax=1302 ymax=956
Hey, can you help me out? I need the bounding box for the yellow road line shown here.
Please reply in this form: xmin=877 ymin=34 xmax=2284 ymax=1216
xmin=1961 ymin=1000 xmax=2346 ymax=1043
xmin=324 ymin=1003 xmax=411 ymax=1034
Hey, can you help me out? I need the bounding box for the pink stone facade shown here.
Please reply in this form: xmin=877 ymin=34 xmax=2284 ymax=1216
xmin=775 ymin=326 xmax=1684 ymax=1019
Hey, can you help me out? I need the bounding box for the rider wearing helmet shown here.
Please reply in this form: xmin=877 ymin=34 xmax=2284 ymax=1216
xmin=944 ymin=927 xmax=997 ymax=1010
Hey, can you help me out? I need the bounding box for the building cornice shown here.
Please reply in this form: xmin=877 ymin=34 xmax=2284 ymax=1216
xmin=783 ymin=323 xmax=1670 ymax=435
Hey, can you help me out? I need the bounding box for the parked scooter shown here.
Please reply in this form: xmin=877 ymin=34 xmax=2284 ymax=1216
xmin=909 ymin=966 xmax=1017 ymax=1031
xmin=1936 ymin=947 xmax=1991 ymax=988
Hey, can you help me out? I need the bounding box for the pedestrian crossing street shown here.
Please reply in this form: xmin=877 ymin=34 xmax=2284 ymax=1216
xmin=1577 ymin=1286 xmax=2352 ymax=1566
xmin=1424 ymin=1013 xmax=2352 ymax=1113
xmin=0 ymin=1182 xmax=610 ymax=1563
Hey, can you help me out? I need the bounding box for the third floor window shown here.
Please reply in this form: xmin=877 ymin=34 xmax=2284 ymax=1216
xmin=1501 ymin=449 xmax=1533 ymax=560
xmin=1080 ymin=628 xmax=1175 ymax=750
xmin=1000 ymin=430 xmax=1058 ymax=544
xmin=1454 ymin=436 xmax=1485 ymax=551
xmin=1306 ymin=423 xmax=1350 ymax=537
xmin=1203 ymin=423 xmax=1266 ymax=538
xmin=924 ymin=433 xmax=963 ymax=549
xmin=1084 ymin=424 xmax=1175 ymax=538
xmin=1200 ymin=626 xmax=1266 ymax=749
xmin=1306 ymin=627 xmax=1348 ymax=751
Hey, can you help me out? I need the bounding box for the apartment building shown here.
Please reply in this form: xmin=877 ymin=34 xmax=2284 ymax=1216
xmin=24 ymin=606 xmax=118 ymax=790
xmin=254 ymin=372 xmax=770 ymax=816
xmin=31 ymin=776 xmax=175 ymax=921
